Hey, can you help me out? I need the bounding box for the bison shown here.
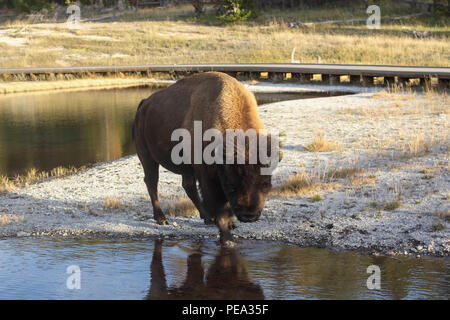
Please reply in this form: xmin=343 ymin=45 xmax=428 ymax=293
xmin=133 ymin=72 xmax=280 ymax=245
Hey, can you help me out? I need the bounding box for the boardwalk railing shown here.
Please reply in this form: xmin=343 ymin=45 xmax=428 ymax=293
xmin=0 ymin=63 xmax=449 ymax=87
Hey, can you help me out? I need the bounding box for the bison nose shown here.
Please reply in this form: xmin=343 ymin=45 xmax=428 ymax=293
xmin=237 ymin=210 xmax=261 ymax=223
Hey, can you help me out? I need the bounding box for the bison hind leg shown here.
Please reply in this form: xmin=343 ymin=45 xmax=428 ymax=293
xmin=140 ymin=154 xmax=168 ymax=225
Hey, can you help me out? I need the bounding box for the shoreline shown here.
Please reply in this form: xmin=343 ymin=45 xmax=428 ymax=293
xmin=0 ymin=77 xmax=175 ymax=95
xmin=0 ymin=90 xmax=448 ymax=257
xmin=0 ymin=76 xmax=384 ymax=95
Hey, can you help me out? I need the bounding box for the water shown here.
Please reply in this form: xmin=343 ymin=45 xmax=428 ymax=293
xmin=0 ymin=86 xmax=347 ymax=177
xmin=0 ymin=238 xmax=447 ymax=300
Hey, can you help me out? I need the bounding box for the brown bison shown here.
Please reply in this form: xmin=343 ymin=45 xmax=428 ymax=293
xmin=133 ymin=72 xmax=280 ymax=245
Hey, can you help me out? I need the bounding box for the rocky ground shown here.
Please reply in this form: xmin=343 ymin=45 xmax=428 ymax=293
xmin=0 ymin=84 xmax=448 ymax=256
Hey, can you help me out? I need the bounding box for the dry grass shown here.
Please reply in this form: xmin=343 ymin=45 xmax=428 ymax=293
xmin=0 ymin=212 xmax=25 ymax=226
xmin=166 ymin=197 xmax=198 ymax=218
xmin=0 ymin=3 xmax=448 ymax=69
xmin=348 ymin=175 xmax=377 ymax=186
xmin=103 ymin=197 xmax=124 ymax=210
xmin=304 ymin=133 xmax=341 ymax=152
xmin=271 ymin=161 xmax=366 ymax=198
xmin=271 ymin=172 xmax=316 ymax=197
xmin=401 ymin=133 xmax=434 ymax=158
xmin=371 ymin=89 xmax=417 ymax=101
xmin=0 ymin=175 xmax=16 ymax=194
xmin=0 ymin=165 xmax=85 ymax=194
xmin=341 ymin=93 xmax=449 ymax=118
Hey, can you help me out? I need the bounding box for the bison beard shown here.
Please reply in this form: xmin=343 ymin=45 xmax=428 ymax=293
xmin=133 ymin=72 xmax=280 ymax=246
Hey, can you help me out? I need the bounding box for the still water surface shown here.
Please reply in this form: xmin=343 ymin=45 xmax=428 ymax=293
xmin=0 ymin=238 xmax=448 ymax=300
xmin=0 ymin=87 xmax=346 ymax=177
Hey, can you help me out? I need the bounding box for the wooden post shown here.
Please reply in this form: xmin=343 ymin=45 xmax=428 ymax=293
xmin=350 ymin=75 xmax=361 ymax=85
xmin=384 ymin=76 xmax=395 ymax=86
xmin=438 ymin=78 xmax=449 ymax=90
xmin=398 ymin=77 xmax=409 ymax=87
xmin=420 ymin=77 xmax=431 ymax=89
xmin=292 ymin=73 xmax=312 ymax=83
xmin=249 ymin=71 xmax=260 ymax=80
xmin=226 ymin=72 xmax=238 ymax=78
xmin=362 ymin=76 xmax=374 ymax=86
xmin=268 ymin=72 xmax=285 ymax=82
xmin=239 ymin=71 xmax=251 ymax=80
xmin=240 ymin=71 xmax=260 ymax=80
xmin=174 ymin=71 xmax=189 ymax=78
xmin=329 ymin=75 xmax=340 ymax=85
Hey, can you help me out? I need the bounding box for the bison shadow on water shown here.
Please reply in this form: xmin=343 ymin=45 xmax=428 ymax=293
xmin=146 ymin=239 xmax=265 ymax=300
xmin=133 ymin=72 xmax=281 ymax=246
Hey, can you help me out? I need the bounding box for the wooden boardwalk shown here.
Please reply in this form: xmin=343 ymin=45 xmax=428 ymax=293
xmin=1 ymin=63 xmax=449 ymax=87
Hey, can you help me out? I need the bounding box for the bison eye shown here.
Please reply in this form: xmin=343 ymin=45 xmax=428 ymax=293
xmin=261 ymin=182 xmax=272 ymax=189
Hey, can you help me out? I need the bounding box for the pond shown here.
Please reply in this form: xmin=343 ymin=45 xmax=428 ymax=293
xmin=0 ymin=86 xmax=348 ymax=177
xmin=0 ymin=238 xmax=447 ymax=300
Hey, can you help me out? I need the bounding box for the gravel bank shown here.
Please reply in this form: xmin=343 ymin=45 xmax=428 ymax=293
xmin=1 ymin=86 xmax=448 ymax=257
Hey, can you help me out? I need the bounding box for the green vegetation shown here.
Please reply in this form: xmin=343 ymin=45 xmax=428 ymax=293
xmin=383 ymin=201 xmax=402 ymax=211
xmin=432 ymin=223 xmax=445 ymax=232
xmin=310 ymin=194 xmax=323 ymax=202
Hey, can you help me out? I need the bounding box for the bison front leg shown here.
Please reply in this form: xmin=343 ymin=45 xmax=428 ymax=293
xmin=216 ymin=212 xmax=236 ymax=247
xmin=198 ymin=176 xmax=235 ymax=247
xmin=182 ymin=174 xmax=214 ymax=225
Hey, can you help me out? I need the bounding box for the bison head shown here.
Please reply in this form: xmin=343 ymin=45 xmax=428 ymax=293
xmin=217 ymin=132 xmax=282 ymax=222
xmin=218 ymin=163 xmax=272 ymax=223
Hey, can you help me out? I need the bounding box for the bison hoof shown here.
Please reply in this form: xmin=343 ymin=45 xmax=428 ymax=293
xmin=219 ymin=232 xmax=235 ymax=247
xmin=203 ymin=218 xmax=215 ymax=225
xmin=223 ymin=240 xmax=235 ymax=248
xmin=156 ymin=217 xmax=168 ymax=225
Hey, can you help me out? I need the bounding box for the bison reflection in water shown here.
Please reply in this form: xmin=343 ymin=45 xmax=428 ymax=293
xmin=133 ymin=72 xmax=281 ymax=246
xmin=146 ymin=240 xmax=264 ymax=300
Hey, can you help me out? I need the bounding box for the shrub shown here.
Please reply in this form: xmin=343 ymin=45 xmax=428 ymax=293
xmin=216 ymin=0 xmax=258 ymax=23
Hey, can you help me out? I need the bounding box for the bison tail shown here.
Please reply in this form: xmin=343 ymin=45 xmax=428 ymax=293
xmin=132 ymin=99 xmax=146 ymax=141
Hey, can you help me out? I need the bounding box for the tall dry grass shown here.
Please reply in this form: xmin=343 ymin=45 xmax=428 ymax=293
xmin=270 ymin=160 xmax=367 ymax=198
xmin=166 ymin=197 xmax=198 ymax=217
xmin=0 ymin=165 xmax=85 ymax=194
xmin=304 ymin=133 xmax=341 ymax=152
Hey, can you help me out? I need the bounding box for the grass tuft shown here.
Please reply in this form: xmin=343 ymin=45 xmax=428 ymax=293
xmin=0 ymin=212 xmax=25 ymax=226
xmin=383 ymin=201 xmax=402 ymax=211
xmin=103 ymin=197 xmax=124 ymax=210
xmin=166 ymin=197 xmax=198 ymax=218
xmin=304 ymin=133 xmax=341 ymax=152
xmin=310 ymin=194 xmax=323 ymax=202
